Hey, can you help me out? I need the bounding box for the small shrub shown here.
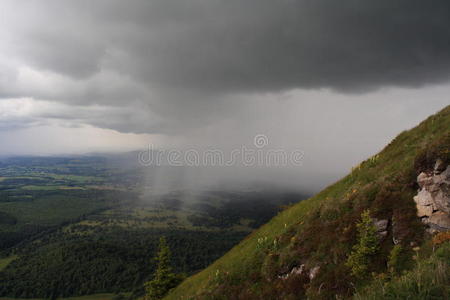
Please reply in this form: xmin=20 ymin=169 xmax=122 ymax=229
xmin=355 ymin=242 xmax=450 ymax=300
xmin=387 ymin=245 xmax=403 ymax=275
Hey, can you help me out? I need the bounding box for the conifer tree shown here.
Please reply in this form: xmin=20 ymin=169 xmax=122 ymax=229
xmin=346 ymin=210 xmax=379 ymax=278
xmin=145 ymin=237 xmax=183 ymax=300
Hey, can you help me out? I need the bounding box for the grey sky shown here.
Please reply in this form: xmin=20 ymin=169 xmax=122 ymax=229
xmin=0 ymin=0 xmax=449 ymax=190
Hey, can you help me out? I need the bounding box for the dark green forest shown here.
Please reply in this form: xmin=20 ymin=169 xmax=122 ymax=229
xmin=0 ymin=228 xmax=246 ymax=298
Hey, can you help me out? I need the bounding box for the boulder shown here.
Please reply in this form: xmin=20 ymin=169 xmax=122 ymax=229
xmin=416 ymin=204 xmax=433 ymax=217
xmin=413 ymin=189 xmax=434 ymax=206
xmin=428 ymin=212 xmax=450 ymax=230
xmin=417 ymin=172 xmax=432 ymax=188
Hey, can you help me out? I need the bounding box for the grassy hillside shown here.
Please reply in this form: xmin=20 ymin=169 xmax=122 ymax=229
xmin=165 ymin=106 xmax=450 ymax=299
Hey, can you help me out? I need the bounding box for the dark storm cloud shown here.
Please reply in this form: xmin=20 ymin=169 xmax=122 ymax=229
xmin=121 ymin=0 xmax=450 ymax=93
xmin=3 ymin=0 xmax=450 ymax=96
xmin=148 ymin=0 xmax=450 ymax=92
xmin=1 ymin=0 xmax=450 ymax=135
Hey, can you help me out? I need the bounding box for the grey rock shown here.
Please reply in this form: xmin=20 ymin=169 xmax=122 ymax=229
xmin=309 ymin=266 xmax=320 ymax=281
xmin=434 ymin=190 xmax=450 ymax=214
xmin=428 ymin=212 xmax=450 ymax=230
xmin=291 ymin=264 xmax=305 ymax=276
xmin=413 ymin=189 xmax=434 ymax=206
xmin=278 ymin=264 xmax=305 ymax=280
xmin=416 ymin=204 xmax=433 ymax=217
xmin=373 ymin=219 xmax=389 ymax=232
xmin=434 ymin=168 xmax=450 ymax=185
xmin=417 ymin=172 xmax=432 ymax=188
xmin=434 ymin=158 xmax=446 ymax=174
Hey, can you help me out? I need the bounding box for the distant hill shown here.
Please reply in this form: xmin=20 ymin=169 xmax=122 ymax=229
xmin=166 ymin=106 xmax=450 ymax=299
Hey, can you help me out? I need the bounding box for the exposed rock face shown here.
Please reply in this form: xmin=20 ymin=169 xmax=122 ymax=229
xmin=278 ymin=264 xmax=320 ymax=281
xmin=414 ymin=162 xmax=450 ymax=232
xmin=278 ymin=264 xmax=304 ymax=280
xmin=373 ymin=218 xmax=389 ymax=238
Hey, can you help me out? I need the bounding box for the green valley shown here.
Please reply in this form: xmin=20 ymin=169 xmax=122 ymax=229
xmin=0 ymin=156 xmax=307 ymax=299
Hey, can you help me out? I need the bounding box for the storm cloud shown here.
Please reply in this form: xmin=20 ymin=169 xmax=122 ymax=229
xmin=3 ymin=0 xmax=450 ymax=94
xmin=0 ymin=0 xmax=449 ymax=190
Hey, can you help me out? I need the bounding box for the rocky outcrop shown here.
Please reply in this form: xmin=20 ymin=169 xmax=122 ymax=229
xmin=373 ymin=218 xmax=388 ymax=238
xmin=413 ymin=160 xmax=450 ymax=233
xmin=278 ymin=265 xmax=304 ymax=280
xmin=278 ymin=264 xmax=320 ymax=281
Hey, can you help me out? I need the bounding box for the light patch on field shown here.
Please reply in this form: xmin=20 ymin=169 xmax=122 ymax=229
xmin=0 ymin=293 xmax=125 ymax=300
xmin=87 ymin=185 xmax=122 ymax=191
xmin=20 ymin=185 xmax=84 ymax=191
xmin=0 ymin=255 xmax=17 ymax=271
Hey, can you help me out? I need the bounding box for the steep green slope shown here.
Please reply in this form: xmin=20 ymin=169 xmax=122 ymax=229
xmin=166 ymin=106 xmax=450 ymax=299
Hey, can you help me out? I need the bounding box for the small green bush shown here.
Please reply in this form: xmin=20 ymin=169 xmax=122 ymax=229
xmin=387 ymin=245 xmax=403 ymax=275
